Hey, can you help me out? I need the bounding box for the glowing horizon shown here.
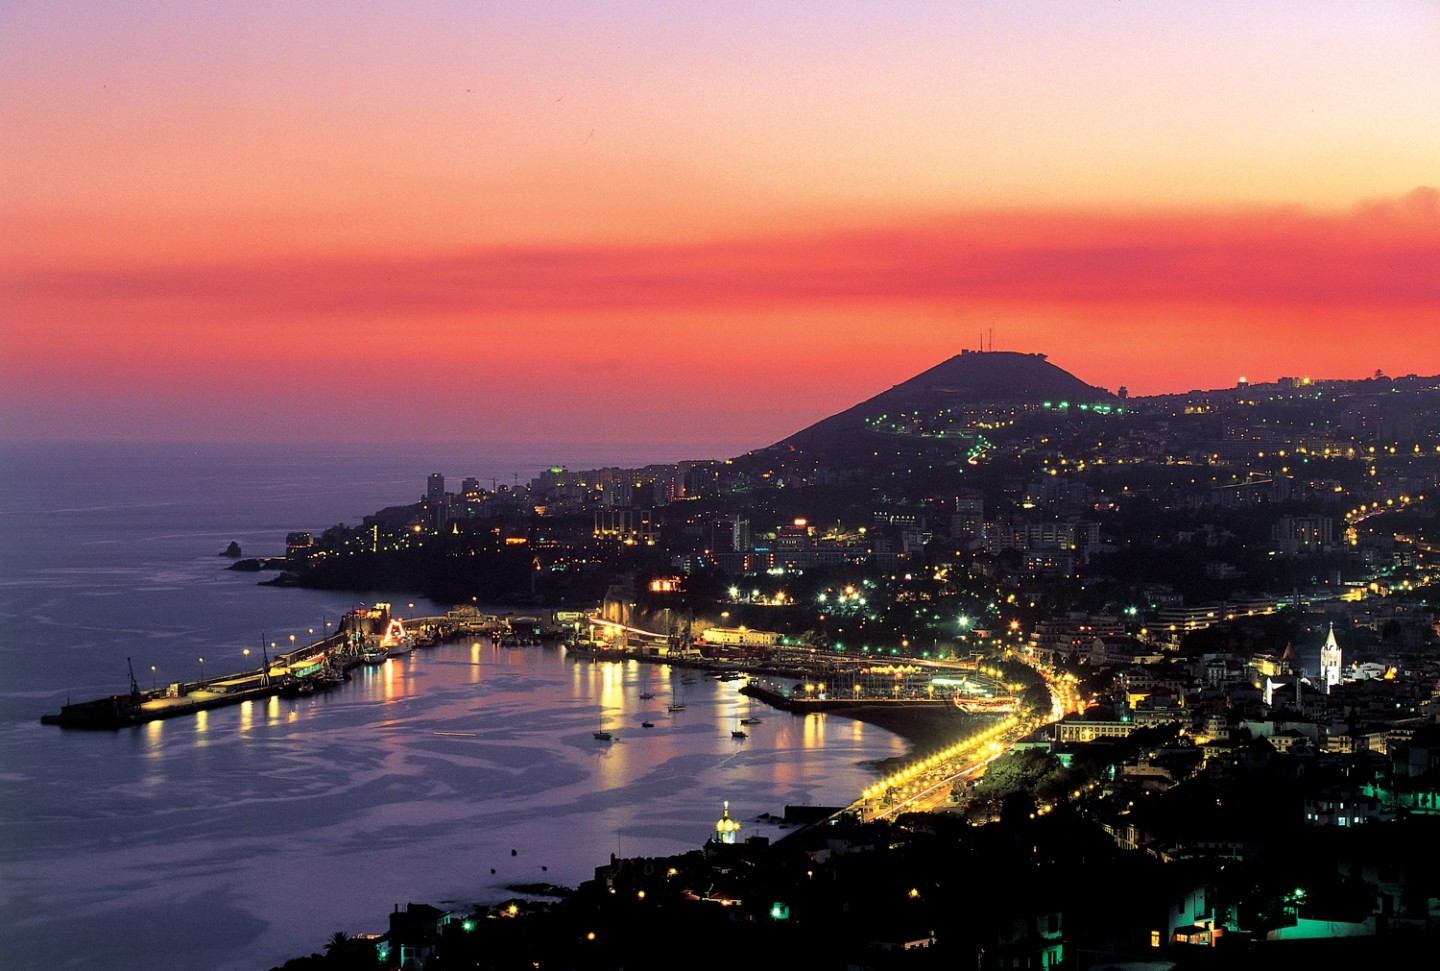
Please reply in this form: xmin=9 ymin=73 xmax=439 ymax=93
xmin=3 ymin=2 xmax=1437 ymax=446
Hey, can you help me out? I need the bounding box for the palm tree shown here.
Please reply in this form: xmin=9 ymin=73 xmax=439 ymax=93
xmin=323 ymin=931 xmax=350 ymax=955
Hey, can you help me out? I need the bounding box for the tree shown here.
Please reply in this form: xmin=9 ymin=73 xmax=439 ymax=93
xmin=973 ymin=749 xmax=1059 ymax=807
xmin=1019 ymin=682 xmax=1051 ymax=718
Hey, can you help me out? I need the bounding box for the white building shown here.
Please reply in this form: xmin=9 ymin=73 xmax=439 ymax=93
xmin=1320 ymin=624 xmax=1342 ymax=693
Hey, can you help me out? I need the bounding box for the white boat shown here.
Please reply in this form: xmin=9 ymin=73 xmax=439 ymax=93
xmin=380 ymin=617 xmax=414 ymax=657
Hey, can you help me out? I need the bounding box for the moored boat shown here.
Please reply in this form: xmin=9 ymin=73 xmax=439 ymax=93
xmin=279 ymin=677 xmax=316 ymax=698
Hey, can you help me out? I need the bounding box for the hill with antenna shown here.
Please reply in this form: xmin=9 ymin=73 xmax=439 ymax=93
xmin=777 ymin=350 xmax=1116 ymax=447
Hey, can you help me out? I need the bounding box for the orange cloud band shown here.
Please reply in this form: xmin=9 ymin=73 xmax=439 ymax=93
xmin=12 ymin=188 xmax=1438 ymax=320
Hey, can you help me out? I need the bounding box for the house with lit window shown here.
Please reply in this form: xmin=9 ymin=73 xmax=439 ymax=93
xmin=1302 ymin=786 xmax=1393 ymax=827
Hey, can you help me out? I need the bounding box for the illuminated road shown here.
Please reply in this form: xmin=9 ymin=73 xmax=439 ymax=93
xmin=853 ymin=715 xmax=1025 ymax=820
xmin=849 ymin=661 xmax=1084 ymax=820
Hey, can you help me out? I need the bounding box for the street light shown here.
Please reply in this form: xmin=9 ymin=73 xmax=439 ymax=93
xmin=150 ymin=665 xmax=156 ymax=690
xmin=243 ymin=648 xmax=251 ymax=670
xmin=198 ymin=657 xmax=205 ymax=684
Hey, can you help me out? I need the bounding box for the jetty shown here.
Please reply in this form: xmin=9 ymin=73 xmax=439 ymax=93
xmin=39 ymin=604 xmax=528 ymax=730
xmin=41 ymin=632 xmax=357 ymax=729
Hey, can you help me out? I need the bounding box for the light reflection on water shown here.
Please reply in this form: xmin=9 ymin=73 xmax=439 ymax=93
xmin=4 ymin=441 xmax=836 ymax=971
xmin=6 ymin=647 xmax=912 ymax=971
xmin=3 ymin=640 xmax=911 ymax=971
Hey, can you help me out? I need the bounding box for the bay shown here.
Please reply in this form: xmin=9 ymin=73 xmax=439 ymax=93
xmin=0 ymin=442 xmax=907 ymax=971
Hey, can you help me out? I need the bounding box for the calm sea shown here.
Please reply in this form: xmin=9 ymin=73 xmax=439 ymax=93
xmin=0 ymin=442 xmax=906 ymax=971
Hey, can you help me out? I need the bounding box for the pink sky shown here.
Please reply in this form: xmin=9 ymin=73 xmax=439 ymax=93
xmin=3 ymin=2 xmax=1438 ymax=447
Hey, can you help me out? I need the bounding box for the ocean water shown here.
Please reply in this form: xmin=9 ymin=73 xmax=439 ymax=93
xmin=0 ymin=442 xmax=907 ymax=971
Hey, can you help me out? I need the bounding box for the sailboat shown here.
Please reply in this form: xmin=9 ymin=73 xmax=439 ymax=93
xmin=739 ymin=696 xmax=761 ymax=725
xmin=594 ymin=706 xmax=614 ymax=741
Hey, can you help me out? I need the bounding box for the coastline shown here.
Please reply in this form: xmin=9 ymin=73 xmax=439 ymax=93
xmin=826 ymin=704 xmax=979 ymax=760
xmin=740 ymin=681 xmax=978 ymax=761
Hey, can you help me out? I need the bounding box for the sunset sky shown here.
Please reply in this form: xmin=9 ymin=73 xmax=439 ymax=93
xmin=3 ymin=1 xmax=1437 ymax=448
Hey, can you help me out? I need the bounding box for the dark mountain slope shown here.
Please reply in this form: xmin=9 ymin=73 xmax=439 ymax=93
xmin=779 ymin=350 xmax=1115 ymax=448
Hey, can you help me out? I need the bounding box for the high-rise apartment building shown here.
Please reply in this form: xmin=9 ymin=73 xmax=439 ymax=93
xmin=427 ymin=472 xmax=447 ymax=532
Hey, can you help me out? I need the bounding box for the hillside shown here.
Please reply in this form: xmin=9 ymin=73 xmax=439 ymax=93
xmin=778 ymin=350 xmax=1116 ymax=448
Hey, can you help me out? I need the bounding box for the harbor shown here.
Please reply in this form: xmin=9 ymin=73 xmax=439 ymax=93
xmin=12 ymin=614 xmax=908 ymax=971
xmin=41 ymin=604 xmax=1021 ymax=736
xmin=7 ymin=440 xmax=902 ymax=971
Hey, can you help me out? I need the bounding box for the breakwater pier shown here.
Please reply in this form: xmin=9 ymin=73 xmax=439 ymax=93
xmin=38 ymin=605 xmax=527 ymax=729
xmin=40 ymin=632 xmax=352 ymax=729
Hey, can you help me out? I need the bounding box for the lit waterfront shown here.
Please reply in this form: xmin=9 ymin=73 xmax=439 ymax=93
xmin=0 ymin=442 xmax=903 ymax=971
xmin=4 ymin=638 xmax=908 ymax=971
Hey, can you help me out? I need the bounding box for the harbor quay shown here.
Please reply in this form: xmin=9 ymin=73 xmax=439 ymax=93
xmin=40 ymin=629 xmax=366 ymax=729
xmin=37 ymin=603 xmax=538 ymax=729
